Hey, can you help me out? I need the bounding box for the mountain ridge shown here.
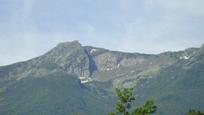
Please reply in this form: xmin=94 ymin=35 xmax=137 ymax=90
xmin=0 ymin=41 xmax=204 ymax=115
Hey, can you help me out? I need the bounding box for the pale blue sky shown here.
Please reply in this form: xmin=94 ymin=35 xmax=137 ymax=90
xmin=0 ymin=0 xmax=204 ymax=65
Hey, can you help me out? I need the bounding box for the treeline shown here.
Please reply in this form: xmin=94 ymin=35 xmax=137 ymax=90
xmin=108 ymin=88 xmax=204 ymax=115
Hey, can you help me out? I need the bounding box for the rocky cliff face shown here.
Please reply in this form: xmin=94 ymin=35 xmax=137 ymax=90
xmin=0 ymin=40 xmax=202 ymax=85
xmin=44 ymin=41 xmax=91 ymax=77
xmin=0 ymin=41 xmax=181 ymax=82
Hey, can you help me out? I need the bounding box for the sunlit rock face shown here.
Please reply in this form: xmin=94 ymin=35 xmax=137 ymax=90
xmin=1 ymin=41 xmax=201 ymax=85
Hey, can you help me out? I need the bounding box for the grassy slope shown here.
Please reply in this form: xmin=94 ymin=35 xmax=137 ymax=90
xmin=133 ymin=57 xmax=204 ymax=115
xmin=0 ymin=72 xmax=113 ymax=115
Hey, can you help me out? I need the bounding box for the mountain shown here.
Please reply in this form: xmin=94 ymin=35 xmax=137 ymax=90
xmin=0 ymin=41 xmax=203 ymax=115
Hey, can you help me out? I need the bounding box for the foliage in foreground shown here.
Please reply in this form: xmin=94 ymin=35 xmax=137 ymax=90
xmin=108 ymin=88 xmax=156 ymax=115
xmin=185 ymin=109 xmax=204 ymax=115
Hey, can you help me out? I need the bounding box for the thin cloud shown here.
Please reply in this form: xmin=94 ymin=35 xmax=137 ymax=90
xmin=0 ymin=31 xmax=76 ymax=66
xmin=158 ymin=0 xmax=204 ymax=16
xmin=22 ymin=0 xmax=34 ymax=17
xmin=0 ymin=0 xmax=203 ymax=65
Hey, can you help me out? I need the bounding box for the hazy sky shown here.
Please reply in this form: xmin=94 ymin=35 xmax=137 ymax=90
xmin=0 ymin=0 xmax=204 ymax=66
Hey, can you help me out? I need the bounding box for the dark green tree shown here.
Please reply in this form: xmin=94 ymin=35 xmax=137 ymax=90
xmin=109 ymin=88 xmax=156 ymax=115
xmin=185 ymin=109 xmax=204 ymax=115
xmin=71 ymin=112 xmax=78 ymax=115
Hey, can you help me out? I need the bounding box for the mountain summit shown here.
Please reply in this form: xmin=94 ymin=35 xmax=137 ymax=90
xmin=0 ymin=41 xmax=204 ymax=115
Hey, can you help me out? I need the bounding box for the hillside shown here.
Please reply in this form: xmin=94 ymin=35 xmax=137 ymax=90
xmin=0 ymin=41 xmax=203 ymax=115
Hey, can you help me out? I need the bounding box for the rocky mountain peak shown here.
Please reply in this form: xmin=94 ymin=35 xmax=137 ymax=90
xmin=2 ymin=41 xmax=203 ymax=84
xmin=44 ymin=40 xmax=82 ymax=59
xmin=56 ymin=40 xmax=81 ymax=48
xmin=0 ymin=41 xmax=204 ymax=115
xmin=37 ymin=40 xmax=94 ymax=78
xmin=27 ymin=41 xmax=178 ymax=79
